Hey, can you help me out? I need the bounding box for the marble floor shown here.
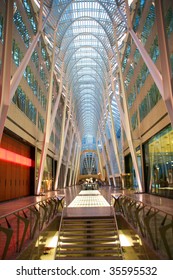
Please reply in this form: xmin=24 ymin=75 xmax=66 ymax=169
xmin=1 ymin=185 xmax=173 ymax=218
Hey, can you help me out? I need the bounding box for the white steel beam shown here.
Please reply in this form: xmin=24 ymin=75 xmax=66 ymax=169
xmin=36 ymin=28 xmax=57 ymax=195
xmin=50 ymin=62 xmax=64 ymax=133
xmin=73 ymin=144 xmax=80 ymax=185
xmin=63 ymin=127 xmax=75 ymax=188
xmin=54 ymin=91 xmax=68 ymax=189
xmin=98 ymin=130 xmax=111 ymax=186
xmin=96 ymin=135 xmax=105 ymax=180
xmin=68 ymin=139 xmax=77 ymax=186
xmin=75 ymin=145 xmax=81 ymax=185
xmin=113 ymin=30 xmax=143 ymax=192
xmin=102 ymin=129 xmax=116 ymax=186
xmin=105 ymin=76 xmax=122 ymax=176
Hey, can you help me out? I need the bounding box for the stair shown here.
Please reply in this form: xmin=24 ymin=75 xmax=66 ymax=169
xmin=55 ymin=216 xmax=123 ymax=260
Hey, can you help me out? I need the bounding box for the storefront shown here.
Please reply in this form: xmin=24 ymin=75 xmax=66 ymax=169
xmin=144 ymin=125 xmax=173 ymax=198
xmin=36 ymin=151 xmax=54 ymax=193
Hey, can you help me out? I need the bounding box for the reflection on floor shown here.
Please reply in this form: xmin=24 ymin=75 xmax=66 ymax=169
xmin=17 ymin=214 xmax=160 ymax=260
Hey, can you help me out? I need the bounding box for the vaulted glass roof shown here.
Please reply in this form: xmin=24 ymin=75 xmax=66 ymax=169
xmin=36 ymin=0 xmax=128 ymax=148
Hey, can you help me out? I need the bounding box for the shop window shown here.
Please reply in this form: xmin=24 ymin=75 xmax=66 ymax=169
xmin=148 ymin=83 xmax=161 ymax=109
xmin=134 ymin=48 xmax=141 ymax=64
xmin=150 ymin=36 xmax=160 ymax=63
xmin=131 ymin=111 xmax=138 ymax=130
xmin=139 ymin=83 xmax=161 ymax=122
xmin=128 ymin=89 xmax=136 ymax=109
xmin=23 ymin=0 xmax=37 ymax=34
xmin=139 ymin=95 xmax=149 ymax=121
xmin=0 ymin=14 xmax=4 ymax=41
xmin=141 ymin=4 xmax=155 ymax=45
xmin=13 ymin=10 xmax=30 ymax=48
xmin=122 ymin=43 xmax=131 ymax=72
xmin=31 ymin=50 xmax=39 ymax=69
xmin=144 ymin=125 xmax=173 ymax=198
xmin=165 ymin=7 xmax=173 ymax=37
xmin=50 ymin=131 xmax=54 ymax=143
xmin=170 ymin=53 xmax=173 ymax=77
xmin=38 ymin=113 xmax=45 ymax=133
xmin=13 ymin=86 xmax=37 ymax=124
xmin=33 ymin=80 xmax=38 ymax=97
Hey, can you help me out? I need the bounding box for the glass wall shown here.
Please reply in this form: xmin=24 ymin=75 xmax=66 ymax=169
xmin=36 ymin=152 xmax=53 ymax=193
xmin=144 ymin=125 xmax=173 ymax=198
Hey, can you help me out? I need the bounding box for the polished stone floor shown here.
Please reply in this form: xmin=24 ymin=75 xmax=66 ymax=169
xmin=1 ymin=185 xmax=173 ymax=218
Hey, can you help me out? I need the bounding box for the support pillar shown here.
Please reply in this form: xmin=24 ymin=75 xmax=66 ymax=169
xmin=96 ymin=137 xmax=104 ymax=181
xmin=37 ymin=28 xmax=58 ymax=195
xmin=105 ymin=78 xmax=122 ymax=175
xmin=54 ymin=92 xmax=68 ymax=189
xmin=75 ymin=146 xmax=81 ymax=185
xmin=98 ymin=132 xmax=111 ymax=186
xmin=113 ymin=28 xmax=143 ymax=192
xmin=63 ymin=127 xmax=75 ymax=188
xmin=68 ymin=139 xmax=77 ymax=186
xmin=73 ymin=143 xmax=80 ymax=185
xmin=102 ymin=130 xmax=116 ymax=186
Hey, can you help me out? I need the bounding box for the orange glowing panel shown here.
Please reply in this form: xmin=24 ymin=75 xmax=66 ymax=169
xmin=0 ymin=148 xmax=32 ymax=167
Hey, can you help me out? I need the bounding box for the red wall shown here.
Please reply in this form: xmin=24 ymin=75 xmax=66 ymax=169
xmin=0 ymin=134 xmax=32 ymax=202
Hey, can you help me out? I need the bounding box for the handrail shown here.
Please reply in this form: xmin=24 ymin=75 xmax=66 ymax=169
xmin=114 ymin=194 xmax=173 ymax=218
xmin=0 ymin=195 xmax=63 ymax=260
xmin=0 ymin=195 xmax=62 ymax=220
xmin=53 ymin=198 xmax=66 ymax=260
xmin=112 ymin=205 xmax=124 ymax=259
xmin=112 ymin=194 xmax=173 ymax=259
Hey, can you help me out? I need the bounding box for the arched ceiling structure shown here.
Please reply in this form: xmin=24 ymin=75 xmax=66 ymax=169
xmin=36 ymin=0 xmax=128 ymax=149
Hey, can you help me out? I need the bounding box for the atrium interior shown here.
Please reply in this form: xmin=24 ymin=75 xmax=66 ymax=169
xmin=0 ymin=0 xmax=173 ymax=260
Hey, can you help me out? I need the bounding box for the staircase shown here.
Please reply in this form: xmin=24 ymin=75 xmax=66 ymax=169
xmin=55 ymin=216 xmax=123 ymax=260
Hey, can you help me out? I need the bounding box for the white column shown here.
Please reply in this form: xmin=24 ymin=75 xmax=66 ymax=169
xmin=36 ymin=28 xmax=57 ymax=195
xmin=113 ymin=29 xmax=143 ymax=192
xmin=98 ymin=131 xmax=111 ymax=186
xmin=105 ymin=78 xmax=122 ymax=175
xmin=73 ymin=144 xmax=80 ymax=185
xmin=96 ymin=136 xmax=104 ymax=180
xmin=63 ymin=127 xmax=75 ymax=188
xmin=54 ymin=92 xmax=68 ymax=189
xmin=74 ymin=145 xmax=81 ymax=185
xmin=68 ymin=139 xmax=77 ymax=186
xmin=102 ymin=129 xmax=116 ymax=186
xmin=50 ymin=62 xmax=64 ymax=133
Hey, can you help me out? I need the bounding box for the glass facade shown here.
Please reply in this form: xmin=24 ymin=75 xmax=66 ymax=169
xmin=36 ymin=152 xmax=53 ymax=193
xmin=144 ymin=125 xmax=173 ymax=198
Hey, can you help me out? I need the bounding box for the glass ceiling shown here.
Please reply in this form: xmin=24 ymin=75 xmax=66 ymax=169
xmin=37 ymin=0 xmax=128 ymax=149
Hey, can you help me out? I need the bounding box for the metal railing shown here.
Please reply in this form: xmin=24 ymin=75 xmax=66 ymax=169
xmin=112 ymin=194 xmax=173 ymax=259
xmin=0 ymin=195 xmax=64 ymax=260
xmin=53 ymin=199 xmax=66 ymax=260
